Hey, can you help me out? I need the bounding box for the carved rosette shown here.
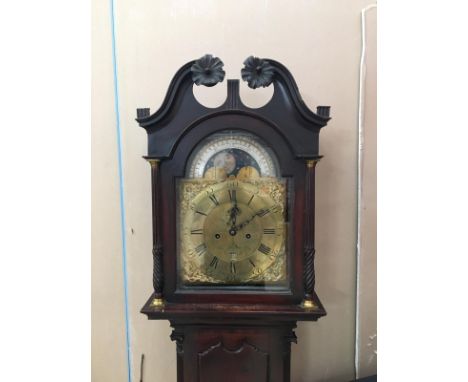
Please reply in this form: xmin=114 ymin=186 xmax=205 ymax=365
xmin=191 ymin=54 xmax=225 ymax=87
xmin=241 ymin=56 xmax=275 ymax=89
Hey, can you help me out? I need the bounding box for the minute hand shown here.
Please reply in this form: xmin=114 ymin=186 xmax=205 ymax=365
xmin=234 ymin=208 xmax=271 ymax=231
xmin=234 ymin=215 xmax=257 ymax=231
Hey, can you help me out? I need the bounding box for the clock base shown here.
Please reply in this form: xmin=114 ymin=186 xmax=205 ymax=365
xmin=141 ymin=294 xmax=326 ymax=382
xmin=170 ymin=320 xmax=296 ymax=382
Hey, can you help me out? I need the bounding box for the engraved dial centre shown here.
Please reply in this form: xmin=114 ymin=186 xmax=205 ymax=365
xmin=204 ymin=202 xmax=262 ymax=263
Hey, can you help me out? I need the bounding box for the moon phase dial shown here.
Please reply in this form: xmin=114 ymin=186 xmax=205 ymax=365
xmin=187 ymin=132 xmax=277 ymax=179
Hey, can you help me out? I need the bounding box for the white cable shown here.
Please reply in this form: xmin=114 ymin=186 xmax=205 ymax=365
xmin=355 ymin=3 xmax=377 ymax=380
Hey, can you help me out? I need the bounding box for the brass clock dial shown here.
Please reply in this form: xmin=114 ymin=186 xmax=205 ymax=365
xmin=179 ymin=178 xmax=287 ymax=285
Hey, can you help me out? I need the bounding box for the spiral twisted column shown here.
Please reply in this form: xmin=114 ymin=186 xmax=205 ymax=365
xmin=303 ymin=159 xmax=319 ymax=308
xmin=148 ymin=159 xmax=164 ymax=307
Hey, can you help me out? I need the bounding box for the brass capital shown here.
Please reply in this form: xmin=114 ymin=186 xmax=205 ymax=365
xmin=146 ymin=159 xmax=160 ymax=168
xmin=306 ymin=159 xmax=320 ymax=168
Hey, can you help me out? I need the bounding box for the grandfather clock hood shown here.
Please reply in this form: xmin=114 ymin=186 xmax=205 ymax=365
xmin=136 ymin=56 xmax=330 ymax=159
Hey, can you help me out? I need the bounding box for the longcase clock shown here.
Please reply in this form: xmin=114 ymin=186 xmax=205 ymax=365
xmin=137 ymin=54 xmax=331 ymax=382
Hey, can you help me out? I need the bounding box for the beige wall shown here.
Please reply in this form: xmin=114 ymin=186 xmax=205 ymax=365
xmin=92 ymin=1 xmax=377 ymax=381
xmin=356 ymin=5 xmax=377 ymax=378
xmin=91 ymin=0 xmax=128 ymax=380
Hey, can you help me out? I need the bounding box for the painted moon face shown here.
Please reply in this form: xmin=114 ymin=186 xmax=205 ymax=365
xmin=212 ymin=152 xmax=236 ymax=174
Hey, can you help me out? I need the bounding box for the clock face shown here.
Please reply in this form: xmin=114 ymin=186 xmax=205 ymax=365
xmin=178 ymin=131 xmax=288 ymax=287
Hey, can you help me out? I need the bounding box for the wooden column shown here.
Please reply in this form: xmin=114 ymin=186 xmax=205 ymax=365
xmin=303 ymin=159 xmax=319 ymax=308
xmin=148 ymin=158 xmax=164 ymax=307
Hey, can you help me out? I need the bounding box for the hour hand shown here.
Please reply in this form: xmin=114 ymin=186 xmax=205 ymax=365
xmin=227 ymin=203 xmax=240 ymax=226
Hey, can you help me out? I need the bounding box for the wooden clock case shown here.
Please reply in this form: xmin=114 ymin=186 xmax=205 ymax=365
xmin=137 ymin=56 xmax=331 ymax=382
